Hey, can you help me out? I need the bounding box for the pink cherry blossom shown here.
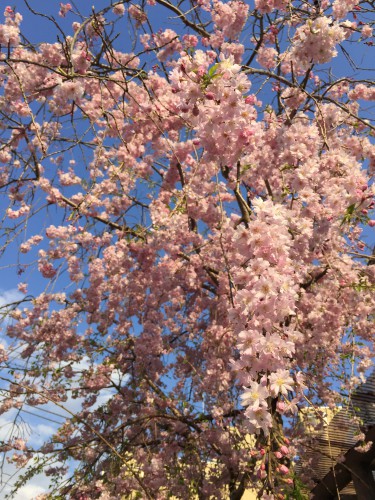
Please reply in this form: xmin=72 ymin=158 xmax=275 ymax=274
xmin=59 ymin=3 xmax=72 ymax=18
xmin=0 ymin=1 xmax=373 ymax=498
xmin=112 ymin=4 xmax=126 ymax=16
xmin=240 ymin=381 xmax=270 ymax=409
xmin=268 ymin=370 xmax=295 ymax=397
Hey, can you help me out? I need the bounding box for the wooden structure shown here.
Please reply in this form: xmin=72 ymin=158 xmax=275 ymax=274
xmin=300 ymin=373 xmax=375 ymax=499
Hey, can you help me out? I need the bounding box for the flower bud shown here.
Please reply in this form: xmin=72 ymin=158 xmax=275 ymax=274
xmin=245 ymin=95 xmax=256 ymax=105
xmin=279 ymin=464 xmax=289 ymax=475
xmin=276 ymin=401 xmax=286 ymax=413
xmin=279 ymin=445 xmax=289 ymax=456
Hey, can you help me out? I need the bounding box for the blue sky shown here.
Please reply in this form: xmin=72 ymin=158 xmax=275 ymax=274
xmin=0 ymin=0 xmax=374 ymax=497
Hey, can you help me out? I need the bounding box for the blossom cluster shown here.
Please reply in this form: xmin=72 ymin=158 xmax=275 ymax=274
xmin=0 ymin=6 xmax=22 ymax=46
xmin=282 ymin=17 xmax=346 ymax=74
xmin=212 ymin=1 xmax=249 ymax=39
xmin=0 ymin=1 xmax=374 ymax=498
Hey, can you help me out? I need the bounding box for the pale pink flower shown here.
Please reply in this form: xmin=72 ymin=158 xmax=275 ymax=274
xmin=54 ymin=80 xmax=84 ymax=101
xmin=240 ymin=381 xmax=269 ymax=408
xmin=268 ymin=370 xmax=294 ymax=396
xmin=332 ymin=0 xmax=359 ymax=19
xmin=257 ymin=45 xmax=277 ymax=69
xmin=255 ymin=0 xmax=289 ymax=14
xmin=59 ymin=3 xmax=72 ymax=18
xmin=362 ymin=24 xmax=373 ymax=38
xmin=112 ymin=4 xmax=126 ymax=16
xmin=354 ymin=441 xmax=373 ymax=453
xmin=13 ymin=439 xmax=26 ymax=451
xmin=281 ymin=17 xmax=345 ymax=74
xmin=245 ymin=405 xmax=272 ymax=435
xmin=128 ymin=4 xmax=147 ymax=26
xmin=212 ymin=1 xmax=249 ymax=39
xmin=217 ymin=53 xmax=241 ymax=77
xmin=17 ymin=283 xmax=27 ymax=294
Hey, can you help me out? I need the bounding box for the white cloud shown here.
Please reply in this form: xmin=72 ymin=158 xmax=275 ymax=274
xmin=27 ymin=423 xmax=57 ymax=448
xmin=1 ymin=466 xmax=52 ymax=499
xmin=12 ymin=481 xmax=47 ymax=500
xmin=0 ymin=289 xmax=23 ymax=310
xmin=0 ymin=331 xmax=131 ymax=496
xmin=0 ymin=411 xmax=19 ymax=441
xmin=0 ymin=288 xmax=24 ymax=332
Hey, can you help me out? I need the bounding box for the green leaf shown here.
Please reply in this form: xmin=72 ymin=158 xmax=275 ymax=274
xmin=208 ymin=63 xmax=218 ymax=77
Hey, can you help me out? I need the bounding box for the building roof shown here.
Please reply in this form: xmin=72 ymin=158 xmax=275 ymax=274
xmin=298 ymin=372 xmax=375 ymax=498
